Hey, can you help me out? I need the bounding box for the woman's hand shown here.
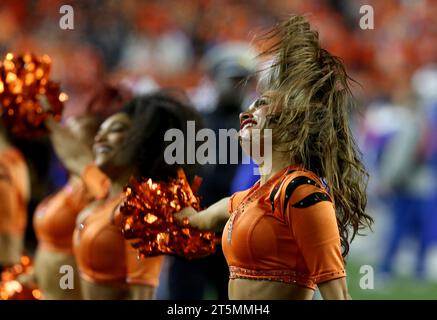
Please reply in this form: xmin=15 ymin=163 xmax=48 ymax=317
xmin=175 ymin=206 xmax=208 ymax=230
xmin=174 ymin=197 xmax=231 ymax=232
xmin=45 ymin=116 xmax=93 ymax=176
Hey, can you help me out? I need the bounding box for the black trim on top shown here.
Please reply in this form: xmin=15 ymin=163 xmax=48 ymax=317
xmin=269 ymin=170 xmax=296 ymax=213
xmin=292 ymin=192 xmax=331 ymax=208
xmin=282 ymin=176 xmax=320 ymax=213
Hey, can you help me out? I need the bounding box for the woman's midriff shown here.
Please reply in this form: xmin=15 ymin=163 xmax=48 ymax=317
xmin=34 ymin=247 xmax=82 ymax=300
xmin=79 ymin=277 xmax=130 ymax=300
xmin=228 ymin=278 xmax=314 ymax=300
xmin=0 ymin=233 xmax=23 ymax=265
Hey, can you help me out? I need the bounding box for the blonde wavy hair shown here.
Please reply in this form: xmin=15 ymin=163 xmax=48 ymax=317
xmin=258 ymin=15 xmax=373 ymax=257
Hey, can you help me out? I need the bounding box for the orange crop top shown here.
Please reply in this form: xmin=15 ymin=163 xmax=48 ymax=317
xmin=222 ymin=166 xmax=345 ymax=290
xmin=33 ymin=179 xmax=92 ymax=254
xmin=73 ymin=165 xmax=164 ymax=287
xmin=0 ymin=147 xmax=29 ymax=235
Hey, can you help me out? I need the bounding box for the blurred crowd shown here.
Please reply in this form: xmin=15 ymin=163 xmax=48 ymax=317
xmin=1 ymin=0 xmax=437 ymax=298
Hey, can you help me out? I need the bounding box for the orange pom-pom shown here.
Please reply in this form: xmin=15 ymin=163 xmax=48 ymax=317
xmin=0 ymin=256 xmax=42 ymax=300
xmin=0 ymin=52 xmax=65 ymax=138
xmin=120 ymin=169 xmax=216 ymax=259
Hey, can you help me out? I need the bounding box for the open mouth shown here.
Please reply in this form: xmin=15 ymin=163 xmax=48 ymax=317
xmin=240 ymin=119 xmax=257 ymax=131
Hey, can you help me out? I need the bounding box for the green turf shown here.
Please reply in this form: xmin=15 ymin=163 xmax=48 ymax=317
xmin=346 ymin=261 xmax=437 ymax=300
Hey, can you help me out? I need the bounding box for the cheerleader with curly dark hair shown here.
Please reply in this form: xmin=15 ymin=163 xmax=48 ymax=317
xmin=47 ymin=91 xmax=203 ymax=299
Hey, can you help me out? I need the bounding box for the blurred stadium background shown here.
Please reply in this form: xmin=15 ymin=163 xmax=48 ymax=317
xmin=1 ymin=0 xmax=437 ymax=299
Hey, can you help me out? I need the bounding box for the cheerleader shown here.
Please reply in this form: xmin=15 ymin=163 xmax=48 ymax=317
xmin=176 ymin=15 xmax=373 ymax=300
xmin=47 ymin=92 xmax=202 ymax=299
xmin=0 ymin=122 xmax=30 ymax=270
xmin=32 ymin=85 xmax=126 ymax=299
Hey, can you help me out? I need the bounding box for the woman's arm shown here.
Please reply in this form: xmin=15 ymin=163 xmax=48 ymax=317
xmin=175 ymin=197 xmax=230 ymax=232
xmin=45 ymin=117 xmax=93 ymax=176
xmin=46 ymin=117 xmax=111 ymax=199
xmin=318 ymin=277 xmax=351 ymax=300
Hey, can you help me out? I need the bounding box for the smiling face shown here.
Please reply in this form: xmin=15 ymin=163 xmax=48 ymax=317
xmin=239 ymin=90 xmax=282 ymax=162
xmin=93 ymin=112 xmax=131 ymax=175
xmin=239 ymin=91 xmax=281 ymax=140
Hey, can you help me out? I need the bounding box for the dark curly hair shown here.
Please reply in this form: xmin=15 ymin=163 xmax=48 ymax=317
xmin=120 ymin=91 xmax=203 ymax=182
